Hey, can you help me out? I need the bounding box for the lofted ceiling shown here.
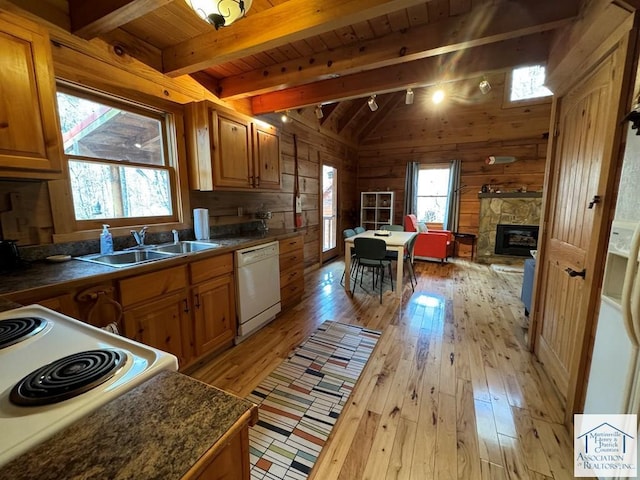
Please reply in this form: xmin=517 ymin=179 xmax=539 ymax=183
xmin=17 ymin=0 xmax=584 ymax=138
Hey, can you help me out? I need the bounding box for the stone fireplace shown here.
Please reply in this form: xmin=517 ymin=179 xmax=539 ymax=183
xmin=477 ymin=192 xmax=542 ymax=263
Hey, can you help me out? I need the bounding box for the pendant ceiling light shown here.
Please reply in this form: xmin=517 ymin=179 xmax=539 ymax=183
xmin=185 ymin=0 xmax=252 ymax=30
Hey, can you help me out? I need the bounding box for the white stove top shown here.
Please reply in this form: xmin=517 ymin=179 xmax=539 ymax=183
xmin=0 ymin=305 xmax=178 ymax=466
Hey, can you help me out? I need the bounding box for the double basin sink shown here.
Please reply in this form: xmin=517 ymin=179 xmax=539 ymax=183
xmin=76 ymin=241 xmax=222 ymax=268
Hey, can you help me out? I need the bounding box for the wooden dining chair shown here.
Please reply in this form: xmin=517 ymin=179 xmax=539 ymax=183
xmin=353 ymin=237 xmax=394 ymax=303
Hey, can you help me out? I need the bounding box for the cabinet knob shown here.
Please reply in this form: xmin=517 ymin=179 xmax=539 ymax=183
xmin=183 ymin=299 xmax=189 ymax=313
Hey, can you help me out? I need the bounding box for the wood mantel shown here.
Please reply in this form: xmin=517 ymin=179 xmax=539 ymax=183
xmin=478 ymin=192 xmax=543 ymax=199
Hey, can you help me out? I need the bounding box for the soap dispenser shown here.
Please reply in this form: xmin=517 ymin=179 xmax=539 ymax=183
xmin=100 ymin=224 xmax=114 ymax=255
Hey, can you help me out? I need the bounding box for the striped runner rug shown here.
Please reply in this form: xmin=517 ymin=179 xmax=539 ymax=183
xmin=247 ymin=321 xmax=382 ymax=480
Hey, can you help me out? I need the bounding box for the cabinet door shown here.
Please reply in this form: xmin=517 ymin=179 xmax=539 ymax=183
xmin=192 ymin=274 xmax=236 ymax=356
xmin=123 ymin=291 xmax=192 ymax=366
xmin=212 ymin=110 xmax=252 ymax=189
xmin=0 ymin=12 xmax=62 ymax=177
xmin=252 ymin=123 xmax=281 ymax=190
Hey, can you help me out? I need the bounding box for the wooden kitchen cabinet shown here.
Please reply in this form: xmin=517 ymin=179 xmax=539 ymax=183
xmin=186 ymin=101 xmax=281 ymax=191
xmin=0 ymin=11 xmax=63 ymax=178
xmin=185 ymin=424 xmax=250 ymax=480
xmin=279 ymin=235 xmax=305 ymax=311
xmin=119 ymin=265 xmax=192 ymax=366
xmin=189 ymin=253 xmax=236 ymax=358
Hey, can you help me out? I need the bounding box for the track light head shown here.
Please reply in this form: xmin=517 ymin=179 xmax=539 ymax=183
xmin=479 ymin=79 xmax=491 ymax=94
xmin=280 ymin=111 xmax=289 ymax=123
xmin=315 ymin=104 xmax=323 ymax=119
xmin=405 ymin=88 xmax=414 ymax=105
xmin=367 ymin=95 xmax=378 ymax=111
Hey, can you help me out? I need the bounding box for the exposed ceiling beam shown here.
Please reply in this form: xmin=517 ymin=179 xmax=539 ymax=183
xmin=251 ymin=32 xmax=552 ymax=114
xmin=319 ymin=103 xmax=339 ymax=126
xmin=69 ymin=0 xmax=173 ymax=39
xmin=337 ymin=100 xmax=367 ymax=134
xmin=162 ymin=0 xmax=431 ymax=77
xmin=218 ymin=0 xmax=579 ymax=99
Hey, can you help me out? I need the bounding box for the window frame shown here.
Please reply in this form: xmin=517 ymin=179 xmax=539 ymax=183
xmin=50 ymin=82 xmax=190 ymax=242
xmin=416 ymin=163 xmax=451 ymax=227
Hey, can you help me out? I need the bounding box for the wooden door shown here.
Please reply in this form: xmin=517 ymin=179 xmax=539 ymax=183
xmin=534 ymin=43 xmax=629 ymax=417
xmin=0 ymin=12 xmax=62 ymax=177
xmin=211 ymin=110 xmax=252 ymax=189
xmin=252 ymin=123 xmax=281 ymax=190
xmin=192 ymin=275 xmax=236 ymax=357
xmin=123 ymin=291 xmax=191 ymax=366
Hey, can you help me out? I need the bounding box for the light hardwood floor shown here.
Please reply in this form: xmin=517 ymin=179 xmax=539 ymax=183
xmin=188 ymin=259 xmax=575 ymax=479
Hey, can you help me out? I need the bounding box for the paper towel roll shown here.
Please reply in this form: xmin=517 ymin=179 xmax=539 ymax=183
xmin=193 ymin=208 xmax=210 ymax=240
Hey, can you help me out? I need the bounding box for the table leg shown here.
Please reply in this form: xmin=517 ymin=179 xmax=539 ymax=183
xmin=394 ymin=246 xmax=403 ymax=298
xmin=344 ymin=241 xmax=352 ymax=295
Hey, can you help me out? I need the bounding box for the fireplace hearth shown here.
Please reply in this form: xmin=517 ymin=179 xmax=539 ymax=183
xmin=495 ymin=224 xmax=539 ymax=256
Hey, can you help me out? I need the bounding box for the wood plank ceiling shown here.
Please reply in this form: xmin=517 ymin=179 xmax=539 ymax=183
xmin=35 ymin=0 xmax=582 ymax=138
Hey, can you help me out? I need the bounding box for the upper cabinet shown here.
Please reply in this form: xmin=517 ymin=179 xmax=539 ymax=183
xmin=186 ymin=102 xmax=281 ymax=191
xmin=0 ymin=12 xmax=63 ymax=179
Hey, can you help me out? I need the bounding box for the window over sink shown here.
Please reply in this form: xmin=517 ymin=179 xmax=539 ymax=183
xmin=55 ymin=86 xmax=178 ymax=227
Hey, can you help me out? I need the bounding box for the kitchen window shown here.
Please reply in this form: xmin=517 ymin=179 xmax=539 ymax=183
xmin=55 ymin=87 xmax=178 ymax=228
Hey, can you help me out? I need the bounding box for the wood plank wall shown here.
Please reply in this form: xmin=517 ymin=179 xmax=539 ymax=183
xmin=356 ymin=73 xmax=551 ymax=257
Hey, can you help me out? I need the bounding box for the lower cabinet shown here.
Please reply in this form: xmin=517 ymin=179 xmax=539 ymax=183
xmin=122 ymin=291 xmax=192 ymax=366
xmin=279 ymin=235 xmax=305 ymax=310
xmin=119 ymin=265 xmax=192 ymax=367
xmin=184 ymin=422 xmax=250 ymax=480
xmin=189 ymin=253 xmax=236 ymax=358
xmin=192 ymin=274 xmax=235 ymax=357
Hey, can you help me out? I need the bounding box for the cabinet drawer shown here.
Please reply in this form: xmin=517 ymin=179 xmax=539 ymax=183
xmin=281 ymin=281 xmax=304 ymax=307
xmin=279 ymin=250 xmax=303 ymax=272
xmin=279 ymin=236 xmax=303 ymax=255
xmin=119 ymin=266 xmax=187 ymax=307
xmin=190 ymin=253 xmax=233 ymax=284
xmin=280 ymin=266 xmax=303 ymax=288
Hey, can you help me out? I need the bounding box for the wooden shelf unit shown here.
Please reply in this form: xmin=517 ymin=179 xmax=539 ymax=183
xmin=360 ymin=191 xmax=394 ymax=230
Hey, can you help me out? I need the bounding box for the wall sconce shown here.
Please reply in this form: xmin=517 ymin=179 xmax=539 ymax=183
xmin=405 ymin=88 xmax=414 ymax=105
xmin=479 ymin=78 xmax=491 ymax=94
xmin=185 ymin=0 xmax=252 ymax=30
xmin=486 ymin=156 xmax=517 ymax=165
xmin=315 ymin=105 xmax=323 ymax=119
xmin=368 ymin=95 xmax=378 ymax=111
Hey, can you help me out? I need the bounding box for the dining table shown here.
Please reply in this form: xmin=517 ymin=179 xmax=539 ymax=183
xmin=344 ymin=230 xmax=418 ymax=298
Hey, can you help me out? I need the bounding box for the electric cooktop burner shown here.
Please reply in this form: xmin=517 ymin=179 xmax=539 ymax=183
xmin=10 ymin=349 xmax=126 ymax=407
xmin=0 ymin=317 xmax=46 ymax=350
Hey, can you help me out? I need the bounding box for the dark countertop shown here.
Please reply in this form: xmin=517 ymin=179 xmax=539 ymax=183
xmin=0 ymin=229 xmax=302 ymax=297
xmin=0 ymin=371 xmax=258 ymax=480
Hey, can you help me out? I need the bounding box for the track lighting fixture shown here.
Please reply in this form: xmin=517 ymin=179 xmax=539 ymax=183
xmin=315 ymin=104 xmax=323 ymax=119
xmin=405 ymin=88 xmax=414 ymax=105
xmin=479 ymin=78 xmax=491 ymax=94
xmin=367 ymin=95 xmax=378 ymax=112
xmin=280 ymin=111 xmax=289 ymax=123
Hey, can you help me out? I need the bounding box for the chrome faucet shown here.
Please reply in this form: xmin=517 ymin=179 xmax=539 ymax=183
xmin=130 ymin=226 xmax=148 ymax=247
xmin=172 ymin=229 xmax=179 ymax=244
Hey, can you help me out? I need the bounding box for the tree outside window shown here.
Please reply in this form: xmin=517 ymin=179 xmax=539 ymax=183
xmin=417 ymin=167 xmax=450 ymax=224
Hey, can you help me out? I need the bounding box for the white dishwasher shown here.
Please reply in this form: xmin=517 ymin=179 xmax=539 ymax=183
xmin=235 ymin=241 xmax=281 ymax=343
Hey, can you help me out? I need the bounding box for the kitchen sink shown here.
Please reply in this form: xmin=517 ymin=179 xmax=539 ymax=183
xmin=76 ymin=249 xmax=178 ymax=268
xmin=151 ymin=241 xmax=221 ymax=254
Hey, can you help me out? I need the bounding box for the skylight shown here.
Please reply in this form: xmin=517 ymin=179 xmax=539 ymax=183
xmin=510 ymin=65 xmax=553 ymax=101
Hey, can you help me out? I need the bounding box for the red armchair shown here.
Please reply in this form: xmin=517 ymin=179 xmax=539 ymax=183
xmin=404 ymin=214 xmax=454 ymax=263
